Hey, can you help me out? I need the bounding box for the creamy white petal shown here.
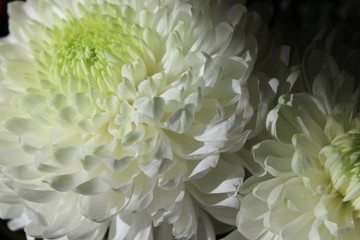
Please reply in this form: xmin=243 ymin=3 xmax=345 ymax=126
xmin=0 ymin=0 xmax=269 ymax=239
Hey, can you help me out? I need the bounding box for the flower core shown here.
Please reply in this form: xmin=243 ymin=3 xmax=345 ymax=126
xmin=321 ymin=129 xmax=360 ymax=211
xmin=34 ymin=13 xmax=144 ymax=93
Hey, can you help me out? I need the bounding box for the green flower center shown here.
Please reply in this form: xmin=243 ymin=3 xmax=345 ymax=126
xmin=321 ymin=129 xmax=360 ymax=211
xmin=331 ymin=131 xmax=360 ymax=172
xmin=34 ymin=13 xmax=145 ymax=94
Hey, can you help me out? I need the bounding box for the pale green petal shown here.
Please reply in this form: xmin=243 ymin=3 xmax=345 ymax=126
xmin=280 ymin=212 xmax=314 ymax=240
xmin=252 ymin=139 xmax=293 ymax=175
xmin=315 ymin=195 xmax=354 ymax=237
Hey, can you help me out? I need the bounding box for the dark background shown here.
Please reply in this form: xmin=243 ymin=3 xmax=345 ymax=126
xmin=0 ymin=0 xmax=360 ymax=239
xmin=2 ymin=0 xmax=360 ymax=37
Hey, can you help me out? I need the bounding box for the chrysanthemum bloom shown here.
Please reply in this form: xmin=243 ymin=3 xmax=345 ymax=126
xmin=0 ymin=0 xmax=262 ymax=239
xmin=236 ymin=50 xmax=360 ymax=240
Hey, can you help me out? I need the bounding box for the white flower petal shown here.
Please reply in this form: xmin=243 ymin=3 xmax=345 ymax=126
xmin=110 ymin=212 xmax=153 ymax=240
xmin=0 ymin=0 xmax=266 ymax=238
xmin=164 ymin=105 xmax=194 ymax=133
xmin=238 ymin=48 xmax=360 ymax=240
xmin=80 ymin=190 xmax=129 ymax=222
xmin=75 ymin=177 xmax=109 ymax=196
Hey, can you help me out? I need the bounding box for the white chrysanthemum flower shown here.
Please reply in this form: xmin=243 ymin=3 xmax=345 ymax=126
xmin=0 ymin=0 xmax=260 ymax=239
xmin=236 ymin=50 xmax=360 ymax=240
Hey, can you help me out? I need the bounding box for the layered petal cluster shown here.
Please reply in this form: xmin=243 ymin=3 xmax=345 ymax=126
xmin=0 ymin=0 xmax=260 ymax=239
xmin=237 ymin=50 xmax=360 ymax=239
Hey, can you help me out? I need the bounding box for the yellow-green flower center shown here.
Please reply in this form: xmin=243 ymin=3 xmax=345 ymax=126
xmin=321 ymin=129 xmax=360 ymax=212
xmin=332 ymin=131 xmax=360 ymax=172
xmin=33 ymin=13 xmax=145 ymax=94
